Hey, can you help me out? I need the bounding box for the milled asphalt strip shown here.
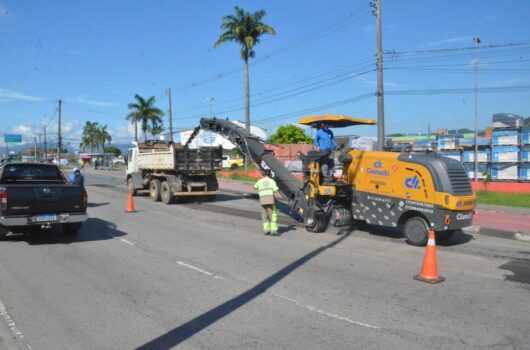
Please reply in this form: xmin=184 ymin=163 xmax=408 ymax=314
xmin=272 ymin=293 xmax=381 ymax=330
xmin=0 ymin=298 xmax=32 ymax=350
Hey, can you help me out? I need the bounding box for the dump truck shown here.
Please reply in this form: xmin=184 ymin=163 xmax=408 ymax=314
xmin=125 ymin=141 xmax=222 ymax=204
xmin=189 ymin=115 xmax=476 ymax=246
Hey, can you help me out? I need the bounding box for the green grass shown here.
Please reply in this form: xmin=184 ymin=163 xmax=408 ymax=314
xmin=223 ymin=172 xmax=259 ymax=182
xmin=476 ymin=191 xmax=530 ymax=208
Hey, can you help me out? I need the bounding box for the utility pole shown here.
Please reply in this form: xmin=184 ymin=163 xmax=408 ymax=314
xmin=473 ymin=36 xmax=481 ymax=182
xmin=372 ymin=0 xmax=385 ymax=150
xmin=167 ymin=88 xmax=174 ymax=143
xmin=58 ymin=99 xmax=62 ymax=165
xmin=34 ymin=137 xmax=37 ymax=161
xmin=43 ymin=127 xmax=48 ymax=161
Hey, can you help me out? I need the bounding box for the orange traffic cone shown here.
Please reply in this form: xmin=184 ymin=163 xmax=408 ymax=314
xmin=125 ymin=191 xmax=136 ymax=213
xmin=413 ymin=230 xmax=445 ymax=284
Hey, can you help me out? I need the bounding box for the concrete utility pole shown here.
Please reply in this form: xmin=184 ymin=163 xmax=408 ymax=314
xmin=473 ymin=36 xmax=481 ymax=182
xmin=373 ymin=0 xmax=385 ymax=150
xmin=43 ymin=127 xmax=48 ymax=161
xmin=34 ymin=137 xmax=37 ymax=161
xmin=58 ymin=99 xmax=62 ymax=165
xmin=167 ymin=88 xmax=174 ymax=143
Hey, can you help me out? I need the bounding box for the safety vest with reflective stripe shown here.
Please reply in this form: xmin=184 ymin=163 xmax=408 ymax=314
xmin=254 ymin=177 xmax=279 ymax=204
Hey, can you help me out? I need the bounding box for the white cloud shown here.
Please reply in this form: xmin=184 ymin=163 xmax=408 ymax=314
xmin=0 ymin=88 xmax=44 ymax=102
xmin=67 ymin=49 xmax=87 ymax=56
xmin=65 ymin=95 xmax=118 ymax=107
xmin=0 ymin=5 xmax=7 ymax=16
xmin=12 ymin=124 xmax=34 ymax=135
xmin=112 ymin=124 xmax=137 ymax=142
xmin=425 ymin=36 xmax=473 ymax=48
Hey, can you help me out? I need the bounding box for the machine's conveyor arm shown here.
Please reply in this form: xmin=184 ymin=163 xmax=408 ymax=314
xmin=191 ymin=118 xmax=305 ymax=212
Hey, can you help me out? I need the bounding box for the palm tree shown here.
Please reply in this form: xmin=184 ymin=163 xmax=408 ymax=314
xmin=127 ymin=94 xmax=164 ymax=142
xmin=148 ymin=122 xmax=164 ymax=140
xmin=95 ymin=124 xmax=112 ymax=152
xmin=214 ymin=6 xmax=276 ymax=132
xmin=80 ymin=121 xmax=98 ymax=153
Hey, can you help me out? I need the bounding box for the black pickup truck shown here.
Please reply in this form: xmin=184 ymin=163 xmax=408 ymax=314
xmin=0 ymin=163 xmax=88 ymax=238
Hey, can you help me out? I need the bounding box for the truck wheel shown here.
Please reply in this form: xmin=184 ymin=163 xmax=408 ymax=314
xmin=305 ymin=209 xmax=327 ymax=233
xmin=436 ymin=230 xmax=456 ymax=242
xmin=0 ymin=227 xmax=9 ymax=240
xmin=127 ymin=178 xmax=138 ymax=196
xmin=403 ymin=217 xmax=429 ymax=246
xmin=160 ymin=181 xmax=174 ymax=204
xmin=63 ymin=223 xmax=82 ymax=236
xmin=230 ymin=163 xmax=239 ymax=170
xmin=149 ymin=179 xmax=162 ymax=202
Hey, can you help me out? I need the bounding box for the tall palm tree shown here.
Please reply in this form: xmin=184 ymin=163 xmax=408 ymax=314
xmin=95 ymin=124 xmax=112 ymax=152
xmin=80 ymin=121 xmax=98 ymax=153
xmin=127 ymin=94 xmax=164 ymax=142
xmin=214 ymin=6 xmax=276 ymax=132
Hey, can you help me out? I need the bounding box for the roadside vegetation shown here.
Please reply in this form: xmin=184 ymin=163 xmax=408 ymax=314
xmin=476 ymin=191 xmax=530 ymax=208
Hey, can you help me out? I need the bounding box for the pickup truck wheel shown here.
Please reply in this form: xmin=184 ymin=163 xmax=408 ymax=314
xmin=127 ymin=178 xmax=138 ymax=196
xmin=63 ymin=223 xmax=82 ymax=236
xmin=0 ymin=227 xmax=9 ymax=240
xmin=149 ymin=179 xmax=162 ymax=202
xmin=160 ymin=181 xmax=174 ymax=204
xmin=404 ymin=217 xmax=429 ymax=246
xmin=230 ymin=164 xmax=239 ymax=170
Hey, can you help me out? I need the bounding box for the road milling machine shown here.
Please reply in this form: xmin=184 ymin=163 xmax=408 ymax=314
xmin=189 ymin=115 xmax=476 ymax=245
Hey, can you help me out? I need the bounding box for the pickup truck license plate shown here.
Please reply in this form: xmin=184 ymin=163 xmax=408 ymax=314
xmin=34 ymin=214 xmax=58 ymax=222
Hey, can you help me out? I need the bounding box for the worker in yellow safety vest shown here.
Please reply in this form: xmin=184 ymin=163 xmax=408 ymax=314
xmin=254 ymin=169 xmax=279 ymax=236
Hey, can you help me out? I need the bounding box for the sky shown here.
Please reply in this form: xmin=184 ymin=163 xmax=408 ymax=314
xmin=1 ymin=0 xmax=530 ymax=148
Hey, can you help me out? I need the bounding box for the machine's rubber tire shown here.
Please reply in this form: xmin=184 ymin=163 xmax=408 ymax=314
xmin=403 ymin=216 xmax=429 ymax=246
xmin=230 ymin=164 xmax=239 ymax=170
xmin=160 ymin=181 xmax=174 ymax=205
xmin=63 ymin=223 xmax=82 ymax=236
xmin=127 ymin=178 xmax=138 ymax=196
xmin=436 ymin=230 xmax=456 ymax=242
xmin=305 ymin=209 xmax=327 ymax=233
xmin=149 ymin=179 xmax=162 ymax=202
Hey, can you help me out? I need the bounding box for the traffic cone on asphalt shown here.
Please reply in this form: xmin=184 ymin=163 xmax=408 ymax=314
xmin=413 ymin=230 xmax=445 ymax=284
xmin=125 ymin=191 xmax=136 ymax=213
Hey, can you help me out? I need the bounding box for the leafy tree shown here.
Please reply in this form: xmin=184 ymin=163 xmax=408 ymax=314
xmin=94 ymin=124 xmax=112 ymax=152
xmin=104 ymin=146 xmax=122 ymax=157
xmin=127 ymin=94 xmax=164 ymax=142
xmin=148 ymin=122 xmax=164 ymax=139
xmin=214 ymin=6 xmax=276 ymax=132
xmin=269 ymin=124 xmax=312 ymax=144
xmin=80 ymin=122 xmax=112 ymax=153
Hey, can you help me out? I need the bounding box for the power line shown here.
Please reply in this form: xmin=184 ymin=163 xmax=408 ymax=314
xmin=172 ymin=6 xmax=371 ymax=92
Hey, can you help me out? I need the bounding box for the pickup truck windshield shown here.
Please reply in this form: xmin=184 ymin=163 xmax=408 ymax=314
xmin=0 ymin=164 xmax=67 ymax=184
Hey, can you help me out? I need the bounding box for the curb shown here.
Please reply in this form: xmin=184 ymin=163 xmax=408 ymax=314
xmin=463 ymin=226 xmax=530 ymax=242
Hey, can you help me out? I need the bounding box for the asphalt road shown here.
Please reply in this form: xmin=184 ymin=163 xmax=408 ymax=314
xmin=0 ymin=170 xmax=529 ymax=350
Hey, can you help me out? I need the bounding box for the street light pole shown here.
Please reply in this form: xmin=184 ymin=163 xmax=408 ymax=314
xmin=374 ymin=0 xmax=385 ymax=150
xmin=207 ymin=97 xmax=215 ymax=117
xmin=473 ymin=36 xmax=481 ymax=182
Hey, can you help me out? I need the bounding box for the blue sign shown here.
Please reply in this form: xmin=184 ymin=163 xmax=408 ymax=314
xmin=405 ymin=175 xmax=421 ymax=189
xmin=4 ymin=134 xmax=22 ymax=143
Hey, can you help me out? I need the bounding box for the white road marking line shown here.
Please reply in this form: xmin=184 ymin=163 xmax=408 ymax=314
xmin=273 ymin=293 xmax=380 ymax=330
xmin=119 ymin=238 xmax=134 ymax=246
xmin=0 ymin=298 xmax=33 ymax=349
xmin=177 ymin=261 xmax=213 ymax=276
